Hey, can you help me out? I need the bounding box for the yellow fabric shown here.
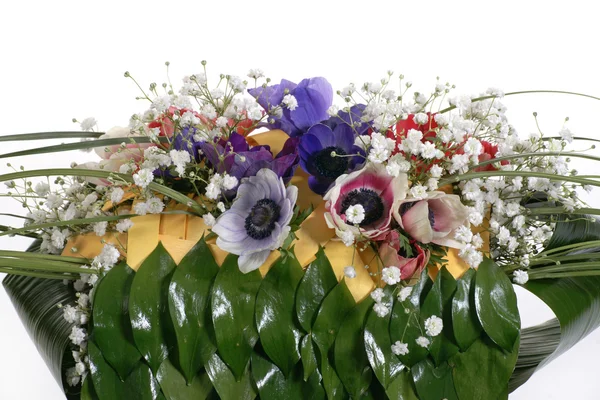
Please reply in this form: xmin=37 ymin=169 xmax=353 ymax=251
xmin=62 ymin=129 xmax=485 ymax=302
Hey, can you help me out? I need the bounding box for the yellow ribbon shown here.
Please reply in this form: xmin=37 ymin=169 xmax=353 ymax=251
xmin=62 ymin=129 xmax=479 ymax=302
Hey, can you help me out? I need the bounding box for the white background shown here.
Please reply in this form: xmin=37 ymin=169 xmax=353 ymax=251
xmin=1 ymin=0 xmax=599 ymax=398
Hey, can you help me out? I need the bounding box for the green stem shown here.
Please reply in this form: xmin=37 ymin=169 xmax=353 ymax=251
xmin=439 ymin=171 xmax=600 ymax=188
xmin=526 ymin=207 xmax=600 ymax=216
xmin=0 ymin=258 xmax=98 ymax=274
xmin=0 ymin=131 xmax=104 ymax=142
xmin=529 ymin=270 xmax=600 ymax=280
xmin=0 ymin=214 xmax=137 ymax=237
xmin=439 ymin=90 xmax=600 ymax=114
xmin=528 ymin=262 xmax=600 ymax=275
xmin=0 ymin=225 xmax=40 ymax=238
xmin=0 ymin=168 xmax=204 ymax=215
xmin=470 ymin=151 xmax=600 ymax=170
xmin=0 ymin=267 xmax=79 ymax=280
xmin=0 ymin=250 xmax=88 ymax=264
xmin=537 ymin=240 xmax=600 ymax=257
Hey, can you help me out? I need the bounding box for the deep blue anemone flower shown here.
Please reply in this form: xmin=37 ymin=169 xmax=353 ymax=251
xmin=299 ymin=122 xmax=365 ymax=195
xmin=248 ymin=77 xmax=333 ymax=137
xmin=324 ymin=104 xmax=371 ymax=136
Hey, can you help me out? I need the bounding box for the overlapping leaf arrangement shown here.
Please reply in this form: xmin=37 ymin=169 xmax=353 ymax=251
xmin=81 ymin=237 xmax=520 ymax=400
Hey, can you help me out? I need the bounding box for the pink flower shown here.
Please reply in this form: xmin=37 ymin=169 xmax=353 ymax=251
xmin=379 ymin=241 xmax=430 ymax=280
xmin=77 ymin=126 xmax=153 ymax=186
xmin=324 ymin=164 xmax=408 ymax=241
xmin=392 ymin=191 xmax=469 ymax=249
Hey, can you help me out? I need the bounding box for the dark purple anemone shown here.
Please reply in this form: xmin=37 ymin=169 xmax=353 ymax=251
xmin=248 ymin=77 xmax=333 ymax=137
xmin=299 ymin=122 xmax=365 ymax=195
xmin=172 ymin=126 xmax=204 ymax=161
xmin=199 ymin=132 xmax=299 ymax=199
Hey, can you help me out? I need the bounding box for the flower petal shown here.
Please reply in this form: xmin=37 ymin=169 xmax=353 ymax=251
xmin=238 ymin=249 xmax=271 ymax=273
xmin=400 ymin=200 xmax=434 ymax=243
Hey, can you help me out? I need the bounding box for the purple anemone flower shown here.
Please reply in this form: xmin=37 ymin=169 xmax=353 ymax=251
xmin=212 ymin=168 xmax=298 ymax=273
xmin=248 ymin=77 xmax=333 ymax=137
xmin=173 ymin=126 xmax=204 ymax=161
xmin=299 ymin=122 xmax=365 ymax=195
xmin=198 ymin=132 xmax=299 ymax=199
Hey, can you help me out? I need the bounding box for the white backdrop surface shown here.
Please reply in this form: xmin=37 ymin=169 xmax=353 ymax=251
xmin=1 ymin=0 xmax=599 ymax=398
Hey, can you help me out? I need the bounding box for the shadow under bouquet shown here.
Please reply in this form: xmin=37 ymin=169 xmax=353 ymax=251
xmin=2 ymin=63 xmax=600 ymax=399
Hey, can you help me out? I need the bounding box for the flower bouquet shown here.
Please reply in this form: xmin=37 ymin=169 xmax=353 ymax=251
xmin=2 ymin=63 xmax=600 ymax=399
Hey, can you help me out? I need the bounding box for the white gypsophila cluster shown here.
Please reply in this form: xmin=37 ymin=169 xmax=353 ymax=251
xmin=343 ymin=266 xmax=357 ymax=278
xmin=205 ymin=173 xmax=238 ymax=200
xmin=62 ymin=262 xmax=102 ymax=387
xmin=370 ymin=288 xmax=390 ymax=317
xmin=424 ymin=315 xmax=444 ymax=337
xmin=381 ymin=266 xmax=401 ymax=285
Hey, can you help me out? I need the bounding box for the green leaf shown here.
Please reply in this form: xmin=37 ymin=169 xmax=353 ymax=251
xmin=295 ymin=246 xmax=338 ymax=333
xmin=255 ymin=252 xmax=304 ymax=376
xmin=389 ymin=273 xmax=432 ymax=368
xmin=0 ymin=131 xmax=103 ymax=142
xmin=167 ymin=237 xmax=219 ymax=383
xmin=210 ymin=254 xmax=261 ymax=381
xmin=156 ymin=358 xmax=213 ymax=400
xmin=2 ymin=266 xmax=77 ymax=394
xmin=80 ymin=377 xmax=99 ymax=400
xmin=333 ymin=297 xmax=374 ymax=398
xmin=451 ymin=336 xmax=519 ymax=400
xmin=87 ymin=341 xmax=126 ymax=399
xmin=385 ymin=370 xmax=419 ymax=400
xmin=411 ymin=359 xmax=458 ymax=400
xmin=129 ymin=243 xmax=177 ymax=374
xmin=204 ymin=353 xmax=257 ymax=400
xmin=312 ymin=280 xmax=355 ymax=399
xmin=365 ymin=286 xmax=404 ymax=388
xmin=124 ymin=362 xmax=162 ymax=400
xmin=474 ymin=257 xmax=520 ymax=352
xmin=451 ymin=269 xmax=482 ymax=351
xmin=300 ymin=334 xmax=318 ymax=381
xmin=420 ymin=267 xmax=459 ymax=365
xmin=510 ymin=215 xmax=600 ymax=391
xmin=251 ymin=352 xmax=325 ymax=400
xmin=92 ymin=262 xmax=141 ymax=380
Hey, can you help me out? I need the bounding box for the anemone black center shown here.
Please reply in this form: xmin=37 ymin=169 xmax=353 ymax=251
xmin=399 ymin=201 xmax=435 ymax=228
xmin=313 ymin=146 xmax=348 ymax=179
xmin=245 ymin=198 xmax=281 ymax=240
xmin=340 ymin=188 xmax=384 ymax=226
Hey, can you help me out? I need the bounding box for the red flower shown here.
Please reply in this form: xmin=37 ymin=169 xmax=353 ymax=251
xmin=391 ymin=113 xmax=438 ymax=150
xmin=379 ymin=240 xmax=430 ymax=280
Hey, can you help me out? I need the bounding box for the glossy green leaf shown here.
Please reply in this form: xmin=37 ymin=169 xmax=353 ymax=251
xmin=92 ymin=262 xmax=141 ymax=380
xmin=87 ymin=341 xmax=125 ymax=399
xmin=211 ymin=254 xmax=261 ymax=381
xmin=385 ymin=369 xmax=418 ymax=400
xmin=474 ymin=257 xmax=520 ymax=352
xmin=129 ymin=243 xmax=177 ymax=374
xmin=411 ymin=359 xmax=458 ymax=400
xmin=80 ymin=376 xmax=99 ymax=400
xmin=365 ymin=286 xmax=404 ymax=388
xmin=255 ymin=252 xmax=304 ymax=376
xmin=251 ymin=352 xmax=325 ymax=400
xmin=312 ymin=280 xmax=355 ymax=399
xmin=334 ymin=297 xmax=373 ymax=398
xmin=204 ymin=353 xmax=257 ymax=400
xmin=390 ymin=279 xmax=430 ymax=368
xmin=168 ymin=237 xmax=219 ymax=383
xmin=451 ymin=336 xmax=519 ymax=400
xmin=510 ymin=215 xmax=600 ymax=391
xmin=300 ymin=334 xmax=318 ymax=381
xmin=124 ymin=362 xmax=161 ymax=400
xmin=451 ymin=269 xmax=482 ymax=351
xmin=156 ymin=358 xmax=213 ymax=400
xmin=420 ymin=267 xmax=458 ymax=365
xmin=2 ymin=264 xmax=77 ymax=394
xmin=295 ymin=247 xmax=338 ymax=333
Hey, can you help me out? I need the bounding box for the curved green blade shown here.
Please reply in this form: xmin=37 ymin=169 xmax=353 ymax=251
xmin=510 ymin=215 xmax=600 ymax=391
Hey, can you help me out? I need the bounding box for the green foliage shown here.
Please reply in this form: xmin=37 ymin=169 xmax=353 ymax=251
xmin=6 ymin=239 xmax=528 ymax=399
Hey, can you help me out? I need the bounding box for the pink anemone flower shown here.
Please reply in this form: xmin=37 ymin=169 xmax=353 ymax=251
xmin=392 ymin=191 xmax=469 ymax=249
xmin=324 ymin=164 xmax=408 ymax=241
